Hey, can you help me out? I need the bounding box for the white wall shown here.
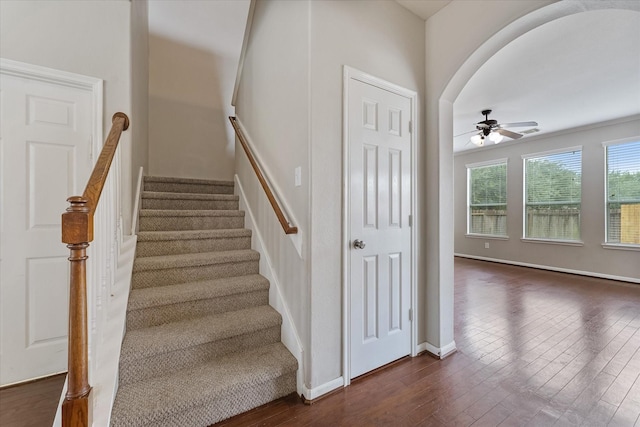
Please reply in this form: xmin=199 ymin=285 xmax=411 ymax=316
xmin=454 ymin=117 xmax=640 ymax=282
xmin=148 ymin=0 xmax=250 ymax=181
xmin=234 ymin=0 xmax=312 ymax=387
xmin=0 ymin=0 xmax=135 ymax=232
xmin=308 ymin=0 xmax=425 ymax=386
xmin=131 ymin=0 xmax=149 ymax=178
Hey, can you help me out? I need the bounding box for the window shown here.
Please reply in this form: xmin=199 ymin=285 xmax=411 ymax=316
xmin=606 ymin=140 xmax=640 ymax=245
xmin=524 ymin=148 xmax=582 ymax=241
xmin=467 ymin=160 xmax=507 ymax=236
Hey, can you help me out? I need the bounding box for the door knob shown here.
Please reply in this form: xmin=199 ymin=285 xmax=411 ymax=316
xmin=353 ymin=239 xmax=366 ymax=249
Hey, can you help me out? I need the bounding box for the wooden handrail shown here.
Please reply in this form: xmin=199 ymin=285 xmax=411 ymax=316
xmin=229 ymin=116 xmax=298 ymax=234
xmin=61 ymin=112 xmax=129 ymax=427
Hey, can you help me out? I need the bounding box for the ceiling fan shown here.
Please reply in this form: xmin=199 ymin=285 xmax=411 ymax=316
xmin=460 ymin=109 xmax=538 ymax=147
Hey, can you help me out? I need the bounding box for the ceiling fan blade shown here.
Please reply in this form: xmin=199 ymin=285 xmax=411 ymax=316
xmin=498 ymin=121 xmax=538 ymax=128
xmin=455 ymin=129 xmax=480 ymax=137
xmin=497 ymin=129 xmax=523 ymax=139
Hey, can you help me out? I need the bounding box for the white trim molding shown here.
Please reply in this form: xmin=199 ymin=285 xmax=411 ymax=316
xmin=301 ymin=377 xmax=344 ymax=401
xmin=465 ymin=157 xmax=509 ymax=169
xmin=465 ymin=234 xmax=509 ymax=240
xmin=130 ymin=167 xmax=144 ymax=235
xmin=0 ymin=57 xmax=104 ymax=163
xmin=342 ymin=66 xmax=419 ymax=384
xmin=521 ymin=238 xmax=584 ymax=247
xmin=521 ymin=145 xmax=583 ymax=160
xmin=420 ymin=341 xmax=457 ymax=359
xmin=601 ymin=243 xmax=640 ymax=252
xmin=455 ymin=253 xmax=640 ymax=284
xmin=234 ymin=174 xmax=305 ymax=396
xmin=601 ymin=135 xmax=640 ymax=148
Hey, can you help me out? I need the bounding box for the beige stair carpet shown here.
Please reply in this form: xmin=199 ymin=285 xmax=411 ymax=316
xmin=111 ymin=176 xmax=297 ymax=427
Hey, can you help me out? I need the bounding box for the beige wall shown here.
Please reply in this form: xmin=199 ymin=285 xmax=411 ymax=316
xmin=235 ymin=0 xmax=312 ymax=386
xmin=425 ymin=0 xmax=560 ymax=351
xmin=131 ymin=0 xmax=150 ymax=181
xmin=148 ymin=0 xmax=249 ymax=181
xmin=308 ymin=0 xmax=425 ymax=386
xmin=236 ymin=0 xmax=426 ymax=389
xmin=454 ymin=117 xmax=640 ymax=281
xmin=0 ymin=0 xmax=136 ymax=232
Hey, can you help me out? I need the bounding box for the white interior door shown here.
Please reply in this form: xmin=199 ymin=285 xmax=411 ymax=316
xmin=348 ymin=77 xmax=412 ymax=379
xmin=0 ymin=69 xmax=93 ymax=386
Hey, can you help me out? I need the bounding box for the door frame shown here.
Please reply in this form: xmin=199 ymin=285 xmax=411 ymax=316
xmin=342 ymin=66 xmax=418 ymax=386
xmin=0 ymin=58 xmax=103 ymax=386
xmin=0 ymin=58 xmax=104 ymax=158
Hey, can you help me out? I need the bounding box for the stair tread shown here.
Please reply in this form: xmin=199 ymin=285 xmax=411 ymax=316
xmin=144 ymin=176 xmax=234 ymax=186
xmin=120 ymin=305 xmax=281 ymax=362
xmin=133 ymin=249 xmax=259 ymax=272
xmin=142 ymin=191 xmax=239 ymax=201
xmin=140 ymin=209 xmax=244 ymax=217
xmin=137 ymin=228 xmax=251 ymax=242
xmin=111 ymin=342 xmax=297 ymax=426
xmin=128 ymin=274 xmax=269 ymax=310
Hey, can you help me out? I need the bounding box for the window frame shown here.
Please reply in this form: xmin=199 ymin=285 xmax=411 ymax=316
xmin=522 ymin=146 xmax=583 ymax=244
xmin=466 ymin=158 xmax=509 ymax=238
xmin=602 ymin=137 xmax=640 ymax=250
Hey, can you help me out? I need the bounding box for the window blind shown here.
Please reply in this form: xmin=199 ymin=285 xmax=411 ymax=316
xmin=606 ymin=140 xmax=640 ymax=244
xmin=524 ymin=149 xmax=582 ymax=240
xmin=468 ymin=162 xmax=507 ymax=236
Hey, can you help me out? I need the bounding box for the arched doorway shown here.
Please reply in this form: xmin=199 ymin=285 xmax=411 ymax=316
xmin=423 ymin=0 xmax=640 ymax=356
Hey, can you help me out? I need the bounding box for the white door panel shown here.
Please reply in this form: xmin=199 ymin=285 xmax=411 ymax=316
xmin=0 ymin=72 xmax=92 ymax=385
xmin=349 ymin=78 xmax=412 ymax=378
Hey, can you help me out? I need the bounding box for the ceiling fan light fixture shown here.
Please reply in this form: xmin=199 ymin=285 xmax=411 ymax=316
xmin=489 ymin=131 xmax=504 ymax=144
xmin=471 ymin=134 xmax=485 ymax=146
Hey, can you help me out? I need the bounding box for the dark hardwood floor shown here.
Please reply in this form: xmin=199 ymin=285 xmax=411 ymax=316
xmin=217 ymin=258 xmax=640 ymax=426
xmin=0 ymin=373 xmax=65 ymax=427
xmin=3 ymin=258 xmax=639 ymax=426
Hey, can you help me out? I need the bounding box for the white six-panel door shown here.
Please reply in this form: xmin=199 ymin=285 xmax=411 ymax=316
xmin=348 ymin=77 xmax=412 ymax=379
xmin=0 ymin=69 xmax=93 ymax=386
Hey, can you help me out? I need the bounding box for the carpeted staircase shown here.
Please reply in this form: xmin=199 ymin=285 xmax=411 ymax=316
xmin=110 ymin=176 xmax=298 ymax=427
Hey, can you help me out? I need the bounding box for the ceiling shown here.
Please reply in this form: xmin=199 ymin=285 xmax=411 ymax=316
xmin=395 ymin=0 xmax=452 ymax=20
xmin=395 ymin=2 xmax=640 ymax=153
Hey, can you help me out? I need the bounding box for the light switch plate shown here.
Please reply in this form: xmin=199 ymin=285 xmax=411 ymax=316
xmin=295 ymin=167 xmax=301 ymax=187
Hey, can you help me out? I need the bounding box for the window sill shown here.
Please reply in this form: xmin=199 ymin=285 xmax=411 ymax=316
xmin=601 ymin=243 xmax=640 ymax=252
xmin=465 ymin=234 xmax=509 ymax=241
xmin=521 ymin=238 xmax=584 ymax=247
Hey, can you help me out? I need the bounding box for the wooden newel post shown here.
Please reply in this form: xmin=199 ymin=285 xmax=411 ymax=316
xmin=62 ymin=196 xmax=92 ymax=427
xmin=60 ymin=112 xmax=128 ymax=427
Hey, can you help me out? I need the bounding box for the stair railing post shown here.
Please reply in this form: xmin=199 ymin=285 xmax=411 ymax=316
xmin=61 ymin=196 xmax=93 ymax=427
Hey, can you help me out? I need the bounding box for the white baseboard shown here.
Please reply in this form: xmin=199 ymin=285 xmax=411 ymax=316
xmin=420 ymin=340 xmax=457 ymax=359
xmin=454 ymin=253 xmax=640 ymax=284
xmin=234 ymin=174 xmax=305 ymax=396
xmin=301 ymin=376 xmax=344 ymax=401
xmin=93 ymin=234 xmax=137 ymax=427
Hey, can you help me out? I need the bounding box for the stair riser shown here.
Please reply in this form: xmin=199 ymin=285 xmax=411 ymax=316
xmin=118 ymin=326 xmax=282 ymax=387
xmin=132 ymin=261 xmax=259 ymax=289
xmin=145 ymin=374 xmax=297 ymax=427
xmin=142 ymin=198 xmax=239 ymax=210
xmin=139 ymin=216 xmax=244 ymax=231
xmin=136 ymin=236 xmax=251 ymax=257
xmin=126 ymin=290 xmax=269 ymax=330
xmin=144 ymin=182 xmax=234 ymax=194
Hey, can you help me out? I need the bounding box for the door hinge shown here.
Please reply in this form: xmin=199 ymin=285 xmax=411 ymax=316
xmin=408 ymin=215 xmax=412 ymax=227
xmin=409 ymin=121 xmax=412 ymax=133
xmin=409 ymin=308 xmax=412 ymax=321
